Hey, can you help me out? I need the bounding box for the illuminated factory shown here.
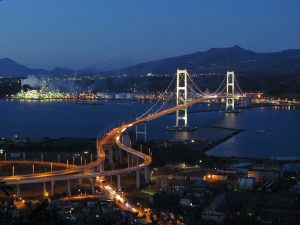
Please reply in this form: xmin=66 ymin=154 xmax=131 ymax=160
xmin=14 ymin=82 xmax=73 ymax=100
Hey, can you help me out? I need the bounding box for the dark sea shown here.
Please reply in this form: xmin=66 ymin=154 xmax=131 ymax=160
xmin=0 ymin=99 xmax=299 ymax=158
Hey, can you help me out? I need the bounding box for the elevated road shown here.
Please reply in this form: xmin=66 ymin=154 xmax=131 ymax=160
xmin=1 ymin=97 xmax=204 ymax=186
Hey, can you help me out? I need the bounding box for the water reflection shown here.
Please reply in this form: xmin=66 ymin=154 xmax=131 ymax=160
xmin=0 ymin=100 xmax=299 ymax=158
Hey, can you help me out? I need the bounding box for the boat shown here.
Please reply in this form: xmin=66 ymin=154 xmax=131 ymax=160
xmin=256 ymin=129 xmax=266 ymax=134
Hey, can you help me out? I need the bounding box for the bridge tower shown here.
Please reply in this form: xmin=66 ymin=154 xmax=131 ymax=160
xmin=176 ymin=69 xmax=188 ymax=127
xmin=135 ymin=122 xmax=147 ymax=141
xmin=225 ymin=71 xmax=235 ymax=111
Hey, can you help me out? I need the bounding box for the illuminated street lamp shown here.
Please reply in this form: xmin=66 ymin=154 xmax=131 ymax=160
xmin=137 ymin=202 xmax=142 ymax=210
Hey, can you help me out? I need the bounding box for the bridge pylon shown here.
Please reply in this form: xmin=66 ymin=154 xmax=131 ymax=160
xmin=176 ymin=69 xmax=188 ymax=127
xmin=135 ymin=122 xmax=147 ymax=141
xmin=225 ymin=71 xmax=235 ymax=111
xmin=167 ymin=69 xmax=196 ymax=131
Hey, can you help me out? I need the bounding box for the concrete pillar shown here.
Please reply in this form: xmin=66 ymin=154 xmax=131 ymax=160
xmin=16 ymin=184 xmax=20 ymax=196
xmin=109 ymin=149 xmax=114 ymax=164
xmin=43 ymin=182 xmax=47 ymax=195
xmin=51 ymin=180 xmax=55 ymax=197
xmin=127 ymin=153 xmax=130 ymax=168
xmin=114 ymin=148 xmax=119 ymax=161
xmin=98 ymin=162 xmax=104 ymax=173
xmin=136 ymin=170 xmax=140 ymax=189
xmin=118 ymin=148 xmax=123 ymax=162
xmin=91 ymin=178 xmax=96 ymax=195
xmin=117 ymin=175 xmax=121 ymax=191
xmin=144 ymin=167 xmax=150 ymax=184
xmin=67 ymin=180 xmax=71 ymax=197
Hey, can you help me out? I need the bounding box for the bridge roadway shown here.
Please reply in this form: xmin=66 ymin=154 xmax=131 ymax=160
xmin=1 ymin=97 xmax=204 ymax=187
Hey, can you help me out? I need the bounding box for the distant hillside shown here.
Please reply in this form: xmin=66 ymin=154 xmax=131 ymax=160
xmin=0 ymin=58 xmax=76 ymax=77
xmin=0 ymin=58 xmax=48 ymax=77
xmin=107 ymin=45 xmax=300 ymax=75
xmin=49 ymin=67 xmax=75 ymax=76
xmin=1 ymin=46 xmax=300 ymax=77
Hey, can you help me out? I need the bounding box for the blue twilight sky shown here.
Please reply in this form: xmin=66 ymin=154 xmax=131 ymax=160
xmin=0 ymin=0 xmax=300 ymax=69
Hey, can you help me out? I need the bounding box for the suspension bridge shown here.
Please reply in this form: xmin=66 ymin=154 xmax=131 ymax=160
xmin=0 ymin=69 xmax=247 ymax=208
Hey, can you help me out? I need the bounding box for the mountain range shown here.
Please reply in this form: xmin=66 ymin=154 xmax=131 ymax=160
xmin=1 ymin=45 xmax=300 ymax=77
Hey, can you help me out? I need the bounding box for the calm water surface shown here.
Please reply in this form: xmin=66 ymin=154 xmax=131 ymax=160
xmin=0 ymin=99 xmax=299 ymax=158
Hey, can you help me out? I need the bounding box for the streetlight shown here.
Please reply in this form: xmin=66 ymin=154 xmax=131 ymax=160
xmin=137 ymin=202 xmax=142 ymax=210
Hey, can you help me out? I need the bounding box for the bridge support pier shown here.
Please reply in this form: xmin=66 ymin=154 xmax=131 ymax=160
xmin=109 ymin=149 xmax=114 ymax=164
xmin=51 ymin=180 xmax=55 ymax=197
xmin=43 ymin=182 xmax=47 ymax=196
xmin=135 ymin=122 xmax=147 ymax=141
xmin=78 ymin=176 xmax=83 ymax=185
xmin=16 ymin=184 xmax=20 ymax=196
xmin=127 ymin=153 xmax=130 ymax=168
xmin=97 ymin=163 xmax=104 ymax=173
xmin=118 ymin=148 xmax=123 ymax=162
xmin=144 ymin=167 xmax=150 ymax=184
xmin=67 ymin=180 xmax=71 ymax=197
xmin=136 ymin=170 xmax=140 ymax=189
xmin=91 ymin=178 xmax=96 ymax=195
xmin=117 ymin=175 xmax=121 ymax=191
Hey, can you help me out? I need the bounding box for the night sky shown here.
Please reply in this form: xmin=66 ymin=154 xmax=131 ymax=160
xmin=0 ymin=0 xmax=299 ymax=69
